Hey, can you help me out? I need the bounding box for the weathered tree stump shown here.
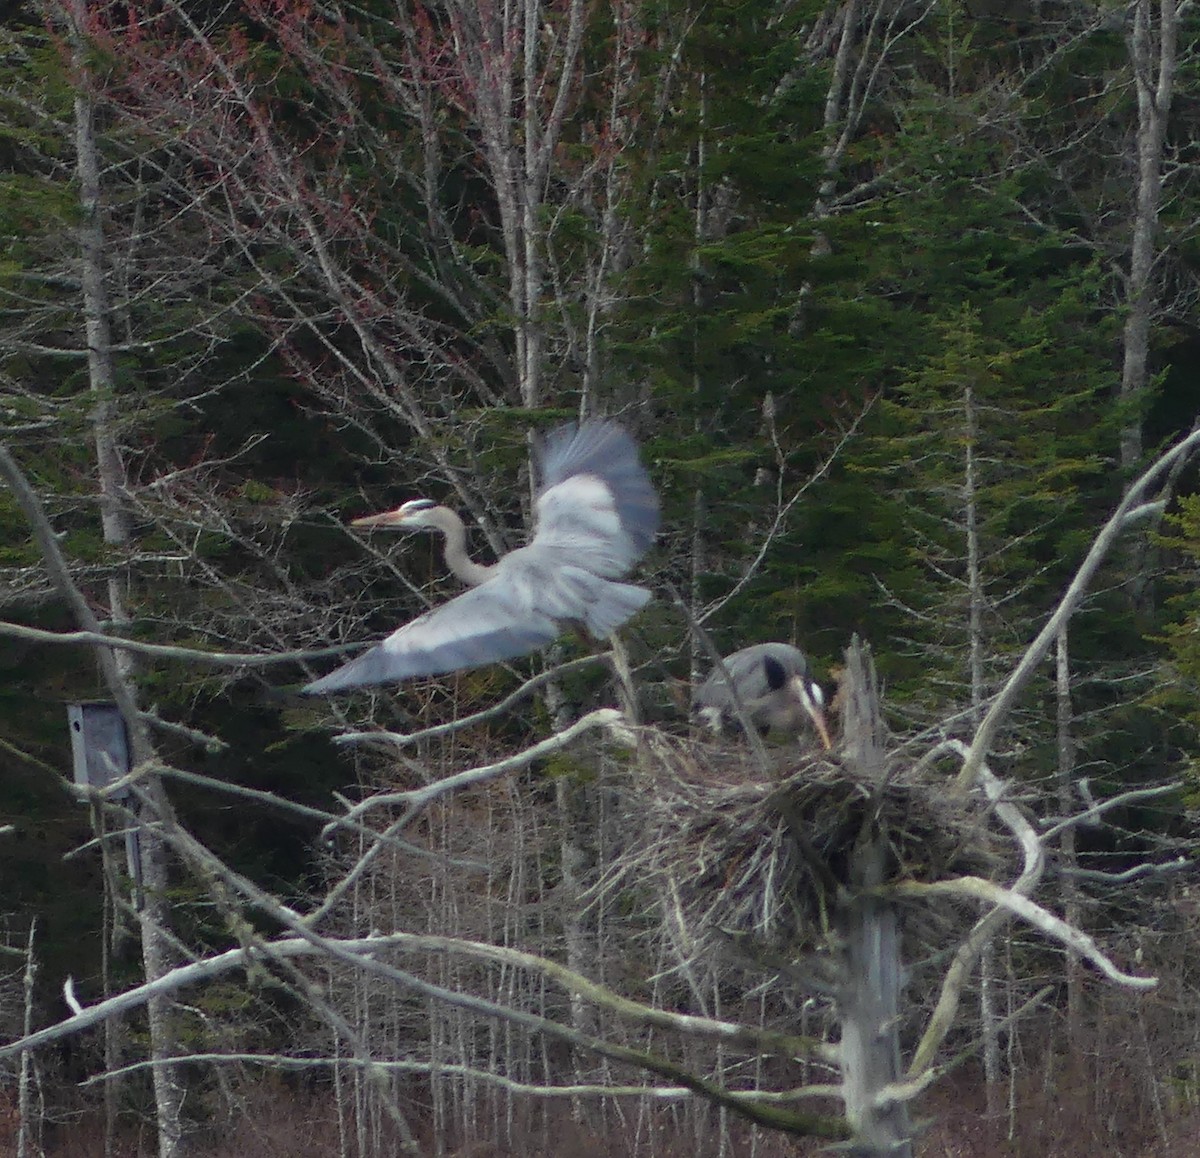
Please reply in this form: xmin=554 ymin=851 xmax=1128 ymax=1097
xmin=834 ymin=636 xmax=912 ymax=1156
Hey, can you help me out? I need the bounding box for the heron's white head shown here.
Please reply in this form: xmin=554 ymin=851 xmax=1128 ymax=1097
xmin=351 ymin=498 xmax=442 ymax=530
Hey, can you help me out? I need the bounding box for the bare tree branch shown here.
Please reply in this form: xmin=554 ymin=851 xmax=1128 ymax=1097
xmin=0 ymin=442 xmax=146 ymax=755
xmin=332 ymin=651 xmax=615 ymax=747
xmin=323 ymin=708 xmax=631 ymax=838
xmin=0 ymin=619 xmax=352 ymax=667
xmin=887 ymin=876 xmax=1155 ymax=989
xmin=953 ymin=427 xmax=1200 ymax=792
xmin=1039 ymin=782 xmax=1181 ymax=842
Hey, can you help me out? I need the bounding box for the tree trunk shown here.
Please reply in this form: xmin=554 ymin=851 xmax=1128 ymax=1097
xmin=1056 ymin=628 xmax=1083 ymax=1058
xmin=965 ymin=385 xmax=1002 ymax=1115
xmin=17 ymin=919 xmax=37 ymax=1158
xmin=554 ymin=774 xmax=600 ymax=1127
xmin=135 ymin=824 xmax=186 ymax=1158
xmin=839 ymin=841 xmax=910 ymax=1156
xmin=964 ymin=386 xmax=984 ymax=724
xmin=68 ymin=5 xmax=186 ymax=1152
xmin=836 ymin=639 xmax=913 ymax=1157
xmin=1120 ymin=0 xmax=1177 ymax=614
xmin=1119 ymin=0 xmax=1177 ymax=476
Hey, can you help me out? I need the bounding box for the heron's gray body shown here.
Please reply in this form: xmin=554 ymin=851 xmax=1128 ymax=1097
xmin=304 ymin=421 xmax=659 ymax=693
xmin=693 ymin=642 xmax=831 ymax=748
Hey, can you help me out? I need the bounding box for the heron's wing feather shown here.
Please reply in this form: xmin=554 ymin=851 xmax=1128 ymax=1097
xmin=552 ymin=571 xmax=651 ymax=638
xmin=694 ymin=652 xmax=767 ymax=708
xmin=692 ymin=644 xmax=807 ymax=708
xmin=302 ymin=582 xmax=559 ymax=693
xmin=493 ymin=554 xmax=652 ymax=639
xmin=532 ymin=422 xmax=659 ymax=576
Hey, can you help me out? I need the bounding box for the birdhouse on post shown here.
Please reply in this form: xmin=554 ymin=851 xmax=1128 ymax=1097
xmin=66 ymin=702 xmax=142 ymax=904
xmin=68 ymin=702 xmax=132 ymax=796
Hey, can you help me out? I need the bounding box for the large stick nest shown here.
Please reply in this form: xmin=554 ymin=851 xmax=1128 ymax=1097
xmin=612 ymin=730 xmax=1010 ymax=965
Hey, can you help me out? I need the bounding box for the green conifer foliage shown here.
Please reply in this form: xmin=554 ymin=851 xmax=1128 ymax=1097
xmin=863 ymin=305 xmax=1103 ymax=715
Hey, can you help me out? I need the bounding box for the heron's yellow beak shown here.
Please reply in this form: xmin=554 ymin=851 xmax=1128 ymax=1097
xmin=351 ymin=509 xmax=409 ymax=528
xmin=810 ymin=708 xmax=834 ymax=751
xmin=790 ymin=675 xmax=834 ymax=750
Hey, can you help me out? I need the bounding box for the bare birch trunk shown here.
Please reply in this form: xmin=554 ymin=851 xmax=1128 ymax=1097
xmin=134 ymin=827 xmax=185 ymax=1157
xmin=688 ymin=74 xmax=709 ymax=680
xmin=465 ymin=0 xmax=584 ymax=408
xmin=964 ymin=387 xmax=984 ymax=725
xmin=16 ymin=919 xmax=36 ymax=1158
xmin=840 ymin=845 xmax=910 ymax=1157
xmin=554 ymin=775 xmax=599 ymax=1126
xmin=462 ymin=0 xmax=594 ymax=1098
xmin=68 ymin=5 xmax=186 ymax=1152
xmin=102 ymin=860 xmax=121 ymax=1158
xmin=811 ymin=0 xmax=860 ymax=255
xmin=1120 ymin=0 xmax=1177 ymax=476
xmin=964 ymin=386 xmax=1002 ymax=1114
xmin=1120 ymin=0 xmax=1177 ymax=613
xmin=518 ymin=0 xmax=544 ymax=408
xmin=1056 ymin=629 xmax=1083 ymax=1057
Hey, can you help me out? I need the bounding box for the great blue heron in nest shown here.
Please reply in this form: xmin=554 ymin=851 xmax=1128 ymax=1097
xmin=692 ymin=643 xmax=833 ymax=749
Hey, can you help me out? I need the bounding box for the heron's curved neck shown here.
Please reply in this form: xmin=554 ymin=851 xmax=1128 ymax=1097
xmin=429 ymin=507 xmax=495 ymax=587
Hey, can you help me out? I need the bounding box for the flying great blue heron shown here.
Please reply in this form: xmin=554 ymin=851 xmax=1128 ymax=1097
xmin=692 ymin=642 xmax=833 ymax=750
xmin=303 ymin=421 xmax=659 ymax=694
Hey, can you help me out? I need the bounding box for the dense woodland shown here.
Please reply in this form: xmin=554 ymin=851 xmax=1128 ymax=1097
xmin=1 ymin=0 xmax=1200 ymax=1153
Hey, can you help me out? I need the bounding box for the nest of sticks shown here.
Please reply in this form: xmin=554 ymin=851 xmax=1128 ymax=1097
xmin=615 ymin=729 xmax=1010 ymax=966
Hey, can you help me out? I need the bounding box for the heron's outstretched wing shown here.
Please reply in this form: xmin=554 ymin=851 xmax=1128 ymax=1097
xmin=304 ymin=420 xmax=658 ymax=694
xmin=302 ymin=550 xmax=655 ymax=694
xmin=302 ymin=581 xmax=560 ymax=694
xmin=532 ymin=421 xmax=660 ymax=578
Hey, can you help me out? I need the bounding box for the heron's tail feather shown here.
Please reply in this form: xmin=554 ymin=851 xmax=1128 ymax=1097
xmin=581 ymin=579 xmax=652 ymax=639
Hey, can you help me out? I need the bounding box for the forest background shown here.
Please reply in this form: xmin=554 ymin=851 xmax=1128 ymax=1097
xmin=2 ymin=0 xmax=1200 ymax=1154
